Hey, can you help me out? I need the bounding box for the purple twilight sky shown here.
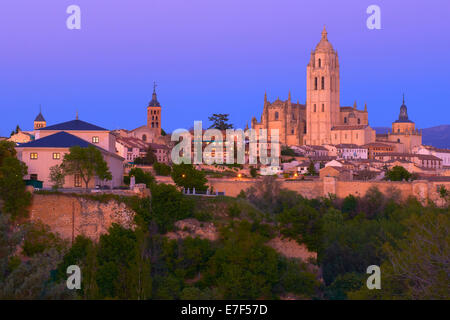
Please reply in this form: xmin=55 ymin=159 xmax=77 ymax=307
xmin=0 ymin=0 xmax=449 ymax=137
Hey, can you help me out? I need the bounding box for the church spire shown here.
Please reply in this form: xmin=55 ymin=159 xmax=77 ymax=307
xmin=321 ymin=25 xmax=328 ymax=40
xmin=149 ymin=81 xmax=161 ymax=107
xmin=264 ymin=91 xmax=267 ymax=103
xmin=288 ymin=90 xmax=291 ymax=102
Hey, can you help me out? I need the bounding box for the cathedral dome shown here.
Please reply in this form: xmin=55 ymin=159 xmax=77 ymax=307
xmin=148 ymin=84 xmax=161 ymax=107
xmin=395 ymin=94 xmax=413 ymax=123
xmin=315 ymin=26 xmax=335 ymax=53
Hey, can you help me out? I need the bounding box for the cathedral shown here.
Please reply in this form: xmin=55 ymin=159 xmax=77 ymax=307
xmin=252 ymin=27 xmax=376 ymax=146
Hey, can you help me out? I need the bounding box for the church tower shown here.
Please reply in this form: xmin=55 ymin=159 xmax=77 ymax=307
xmin=147 ymin=82 xmax=162 ymax=137
xmin=305 ymin=27 xmax=340 ymax=145
xmin=34 ymin=105 xmax=46 ymax=130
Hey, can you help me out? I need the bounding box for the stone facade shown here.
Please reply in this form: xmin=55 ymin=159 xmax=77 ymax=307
xmin=251 ymin=27 xmax=376 ymax=147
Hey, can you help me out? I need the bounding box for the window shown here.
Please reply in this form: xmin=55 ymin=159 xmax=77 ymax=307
xmin=314 ymin=77 xmax=318 ymax=90
xmin=358 ymin=118 xmax=361 ymax=124
xmin=344 ymin=117 xmax=347 ymax=123
xmin=321 ymin=77 xmax=325 ymax=90
xmin=275 ymin=112 xmax=279 ymax=120
xmin=318 ymin=59 xmax=321 ymax=67
xmin=30 ymin=152 xmax=38 ymax=159
xmin=30 ymin=174 xmax=38 ymax=180
xmin=322 ymin=104 xmax=325 ymax=112
xmin=291 ymin=129 xmax=294 ymax=134
xmin=92 ymin=136 xmax=99 ymax=143
xmin=314 ymin=104 xmax=316 ymax=112
xmin=142 ymin=134 xmax=147 ymax=142
xmin=74 ymin=174 xmax=82 ymax=187
xmin=52 ymin=153 xmax=60 ymax=160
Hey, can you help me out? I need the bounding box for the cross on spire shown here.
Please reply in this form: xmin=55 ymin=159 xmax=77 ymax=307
xmin=153 ymin=81 xmax=158 ymax=94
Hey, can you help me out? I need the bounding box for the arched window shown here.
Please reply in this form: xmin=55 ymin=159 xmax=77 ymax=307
xmin=142 ymin=134 xmax=147 ymax=141
xmin=318 ymin=59 xmax=321 ymax=67
xmin=275 ymin=112 xmax=279 ymax=120
xmin=314 ymin=77 xmax=318 ymax=90
xmin=322 ymin=104 xmax=325 ymax=112
xmin=344 ymin=117 xmax=347 ymax=123
xmin=358 ymin=118 xmax=361 ymax=124
xmin=321 ymin=77 xmax=325 ymax=90
xmin=314 ymin=104 xmax=317 ymax=112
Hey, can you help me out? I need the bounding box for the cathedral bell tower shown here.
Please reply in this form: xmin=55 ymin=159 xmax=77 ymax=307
xmin=147 ymin=82 xmax=162 ymax=137
xmin=305 ymin=26 xmax=340 ymax=145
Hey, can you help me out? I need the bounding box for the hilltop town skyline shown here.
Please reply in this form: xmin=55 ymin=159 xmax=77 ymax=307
xmin=1 ymin=1 xmax=450 ymax=137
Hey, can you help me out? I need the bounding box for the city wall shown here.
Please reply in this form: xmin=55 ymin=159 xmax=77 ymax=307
xmin=206 ymin=178 xmax=450 ymax=205
xmin=29 ymin=194 xmax=135 ymax=241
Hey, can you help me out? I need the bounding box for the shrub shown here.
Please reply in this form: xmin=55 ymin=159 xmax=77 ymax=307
xmin=154 ymin=162 xmax=172 ymax=176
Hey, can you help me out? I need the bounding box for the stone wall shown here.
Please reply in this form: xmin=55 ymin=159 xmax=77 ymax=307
xmin=205 ymin=177 xmax=450 ymax=205
xmin=29 ymin=194 xmax=135 ymax=241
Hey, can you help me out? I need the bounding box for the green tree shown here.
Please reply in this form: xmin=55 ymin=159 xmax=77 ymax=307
xmin=148 ymin=183 xmax=194 ymax=232
xmin=349 ymin=210 xmax=449 ymax=300
xmin=281 ymin=146 xmax=296 ymax=157
xmin=0 ymin=157 xmax=31 ymax=220
xmin=153 ymin=162 xmax=171 ymax=176
xmin=134 ymin=145 xmax=157 ymax=165
xmin=171 ymin=163 xmax=207 ymax=192
xmin=96 ymin=223 xmax=137 ymax=299
xmin=22 ymin=222 xmax=67 ymax=257
xmin=307 ymin=161 xmax=317 ymax=176
xmin=49 ymin=164 xmax=65 ymax=191
xmin=61 ymin=145 xmax=112 ymax=189
xmin=249 ymin=166 xmax=257 ymax=178
xmin=127 ymin=167 xmax=155 ymax=188
xmin=386 ymin=166 xmax=412 ymax=181
xmin=208 ymin=114 xmax=233 ymax=130
xmin=0 ymin=141 xmax=17 ymax=165
xmin=205 ymin=221 xmax=279 ymax=299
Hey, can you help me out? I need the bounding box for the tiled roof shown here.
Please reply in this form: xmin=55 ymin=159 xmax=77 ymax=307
xmin=37 ymin=119 xmax=108 ymax=131
xmin=331 ymin=125 xmax=368 ymax=130
xmin=34 ymin=112 xmax=46 ymax=122
xmin=363 ymin=142 xmax=393 ymax=148
xmin=17 ymin=131 xmax=124 ymax=160
xmin=17 ymin=131 xmax=93 ymax=148
xmin=336 ymin=144 xmax=366 ymax=149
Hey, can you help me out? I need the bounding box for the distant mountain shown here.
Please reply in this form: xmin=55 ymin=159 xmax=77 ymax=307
xmin=374 ymin=125 xmax=450 ymax=149
xmin=422 ymin=125 xmax=450 ymax=148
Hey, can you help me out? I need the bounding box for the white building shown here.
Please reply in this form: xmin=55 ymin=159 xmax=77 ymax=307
xmin=336 ymin=144 xmax=368 ymax=160
xmin=16 ymin=119 xmax=124 ymax=189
